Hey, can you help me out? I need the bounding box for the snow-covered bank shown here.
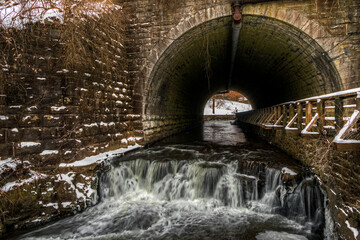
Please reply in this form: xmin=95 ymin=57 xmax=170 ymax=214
xmin=203 ymin=99 xmax=252 ymax=115
xmin=59 ymin=144 xmax=142 ymax=167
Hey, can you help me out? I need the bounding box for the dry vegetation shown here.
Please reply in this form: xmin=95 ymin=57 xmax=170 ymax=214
xmin=0 ymin=1 xmax=126 ymax=228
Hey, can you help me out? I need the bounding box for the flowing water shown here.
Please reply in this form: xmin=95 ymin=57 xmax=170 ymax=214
xmin=20 ymin=121 xmax=329 ymax=240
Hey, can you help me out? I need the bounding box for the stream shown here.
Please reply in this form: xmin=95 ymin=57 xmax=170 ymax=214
xmin=19 ymin=121 xmax=331 ymax=240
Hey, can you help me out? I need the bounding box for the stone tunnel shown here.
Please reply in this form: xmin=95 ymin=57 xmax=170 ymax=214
xmin=0 ymin=0 xmax=359 ymax=238
xmin=130 ymin=0 xmax=358 ymax=143
xmin=143 ymin=13 xmax=343 ymax=141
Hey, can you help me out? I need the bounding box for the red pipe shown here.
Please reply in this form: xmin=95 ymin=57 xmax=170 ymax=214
xmin=231 ymin=1 xmax=242 ymax=24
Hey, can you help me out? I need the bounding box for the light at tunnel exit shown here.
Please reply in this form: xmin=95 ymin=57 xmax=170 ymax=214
xmin=203 ymin=91 xmax=252 ymax=115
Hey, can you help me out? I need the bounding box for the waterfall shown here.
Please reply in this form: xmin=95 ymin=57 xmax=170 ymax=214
xmin=100 ymin=156 xmax=325 ymax=233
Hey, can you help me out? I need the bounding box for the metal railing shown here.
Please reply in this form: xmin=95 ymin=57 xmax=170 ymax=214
xmin=236 ymin=88 xmax=360 ymax=151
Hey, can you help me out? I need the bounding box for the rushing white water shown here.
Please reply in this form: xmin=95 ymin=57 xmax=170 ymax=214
xmin=20 ymin=122 xmax=328 ymax=240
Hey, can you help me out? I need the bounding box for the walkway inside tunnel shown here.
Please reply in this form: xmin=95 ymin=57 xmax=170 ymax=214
xmin=144 ymin=14 xmax=342 ymax=141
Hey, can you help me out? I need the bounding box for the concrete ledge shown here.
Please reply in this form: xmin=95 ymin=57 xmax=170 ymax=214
xmin=203 ymin=115 xmax=235 ymax=121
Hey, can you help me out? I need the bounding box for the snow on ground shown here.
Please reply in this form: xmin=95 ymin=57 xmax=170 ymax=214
xmin=345 ymin=220 xmax=359 ymax=239
xmin=59 ymin=144 xmax=142 ymax=167
xmin=1 ymin=170 xmax=47 ymax=192
xmin=40 ymin=150 xmax=59 ymax=156
xmin=0 ymin=0 xmax=122 ymax=29
xmin=51 ymin=106 xmax=66 ymax=111
xmin=20 ymin=142 xmax=41 ymax=148
xmin=282 ymin=167 xmax=297 ymax=176
xmin=0 ymin=0 xmax=63 ymax=29
xmin=0 ymin=158 xmax=19 ymax=174
xmin=203 ymin=99 xmax=252 ymax=115
xmin=55 ymin=172 xmax=97 ymax=206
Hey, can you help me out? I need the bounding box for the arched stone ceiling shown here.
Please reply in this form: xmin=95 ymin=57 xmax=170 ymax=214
xmin=145 ymin=15 xmax=341 ymax=119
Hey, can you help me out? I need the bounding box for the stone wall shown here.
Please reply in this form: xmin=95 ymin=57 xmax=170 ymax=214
xmin=203 ymin=115 xmax=235 ymax=121
xmin=0 ymin=5 xmax=143 ymax=233
xmin=0 ymin=7 xmax=142 ymax=164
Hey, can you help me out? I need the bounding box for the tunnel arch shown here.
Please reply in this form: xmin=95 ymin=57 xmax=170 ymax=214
xmin=143 ymin=14 xmax=342 ymax=141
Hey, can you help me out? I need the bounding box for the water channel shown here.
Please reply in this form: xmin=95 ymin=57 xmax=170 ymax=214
xmin=19 ymin=121 xmax=330 ymax=240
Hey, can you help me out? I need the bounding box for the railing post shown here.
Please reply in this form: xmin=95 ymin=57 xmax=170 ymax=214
xmin=282 ymin=105 xmax=287 ymax=126
xmin=335 ymin=97 xmax=344 ymax=132
xmin=305 ymin=101 xmax=313 ymax=125
xmin=356 ymin=92 xmax=360 ymax=129
xmin=272 ymin=107 xmax=278 ymax=118
xmin=289 ymin=104 xmax=294 ymax=122
xmin=297 ymin=102 xmax=303 ymax=130
xmin=317 ymin=99 xmax=325 ymax=134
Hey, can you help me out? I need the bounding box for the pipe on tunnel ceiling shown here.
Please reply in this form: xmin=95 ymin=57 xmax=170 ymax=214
xmin=220 ymin=1 xmax=274 ymax=94
xmin=219 ymin=1 xmax=242 ymax=94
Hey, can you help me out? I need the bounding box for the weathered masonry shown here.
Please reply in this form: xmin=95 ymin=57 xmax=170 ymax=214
xmin=0 ymin=0 xmax=359 ymax=239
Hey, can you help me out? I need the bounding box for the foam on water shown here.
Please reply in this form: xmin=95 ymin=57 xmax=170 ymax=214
xmin=21 ymin=144 xmax=326 ymax=240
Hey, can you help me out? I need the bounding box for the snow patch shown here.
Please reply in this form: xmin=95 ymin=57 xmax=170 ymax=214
xmin=9 ymin=105 xmax=22 ymax=108
xmin=1 ymin=170 xmax=47 ymax=192
xmin=20 ymin=142 xmax=41 ymax=148
xmin=59 ymin=144 xmax=142 ymax=167
xmin=0 ymin=1 xmax=63 ymax=29
xmin=0 ymin=158 xmax=20 ymax=174
xmin=204 ymin=99 xmax=252 ymax=115
xmin=0 ymin=115 xmax=9 ymax=120
xmin=43 ymin=202 xmax=59 ymax=209
xmin=26 ymin=106 xmax=38 ymax=111
xmin=51 ymin=106 xmax=67 ymax=111
xmin=61 ymin=202 xmax=72 ymax=208
xmin=282 ymin=167 xmax=297 ymax=176
xmin=345 ymin=220 xmax=359 ymax=239
xmin=127 ymin=114 xmax=140 ymax=118
xmin=84 ymin=123 xmax=98 ymax=128
xmin=40 ymin=150 xmax=59 ymax=156
xmin=64 ymin=151 xmax=72 ymax=155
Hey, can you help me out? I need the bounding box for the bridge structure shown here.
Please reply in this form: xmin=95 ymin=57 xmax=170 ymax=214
xmin=128 ymin=0 xmax=358 ymax=143
xmin=0 ymin=0 xmax=359 ymax=238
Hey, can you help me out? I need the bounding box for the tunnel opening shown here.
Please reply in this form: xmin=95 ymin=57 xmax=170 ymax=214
xmin=203 ymin=90 xmax=252 ymax=116
xmin=144 ymin=15 xmax=342 ymax=142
